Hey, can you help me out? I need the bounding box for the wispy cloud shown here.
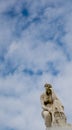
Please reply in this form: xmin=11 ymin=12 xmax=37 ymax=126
xmin=0 ymin=0 xmax=72 ymax=130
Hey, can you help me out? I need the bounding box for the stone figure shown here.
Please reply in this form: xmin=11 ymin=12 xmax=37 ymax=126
xmin=40 ymin=83 xmax=67 ymax=129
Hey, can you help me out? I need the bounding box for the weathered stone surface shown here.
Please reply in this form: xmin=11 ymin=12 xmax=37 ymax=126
xmin=40 ymin=83 xmax=72 ymax=129
xmin=46 ymin=127 xmax=72 ymax=130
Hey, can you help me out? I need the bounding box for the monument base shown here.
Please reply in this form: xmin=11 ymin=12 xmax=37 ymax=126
xmin=46 ymin=124 xmax=72 ymax=130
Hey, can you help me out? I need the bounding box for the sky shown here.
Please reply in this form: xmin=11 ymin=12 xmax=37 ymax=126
xmin=0 ymin=0 xmax=72 ymax=130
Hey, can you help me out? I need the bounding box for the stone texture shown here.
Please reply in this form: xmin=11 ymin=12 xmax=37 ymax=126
xmin=40 ymin=83 xmax=72 ymax=129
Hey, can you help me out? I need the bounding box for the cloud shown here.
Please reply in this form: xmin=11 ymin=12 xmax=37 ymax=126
xmin=0 ymin=0 xmax=72 ymax=130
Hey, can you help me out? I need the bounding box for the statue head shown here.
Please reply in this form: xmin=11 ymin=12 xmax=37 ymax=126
xmin=44 ymin=83 xmax=52 ymax=95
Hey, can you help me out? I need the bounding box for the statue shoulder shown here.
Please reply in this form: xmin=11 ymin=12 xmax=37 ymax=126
xmin=40 ymin=93 xmax=45 ymax=100
xmin=52 ymin=90 xmax=58 ymax=100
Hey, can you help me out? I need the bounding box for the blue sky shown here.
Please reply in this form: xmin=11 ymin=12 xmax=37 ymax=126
xmin=0 ymin=0 xmax=72 ymax=130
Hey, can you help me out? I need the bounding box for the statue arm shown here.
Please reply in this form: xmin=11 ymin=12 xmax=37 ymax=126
xmin=40 ymin=94 xmax=47 ymax=110
xmin=42 ymin=105 xmax=52 ymax=113
xmin=40 ymin=94 xmax=51 ymax=112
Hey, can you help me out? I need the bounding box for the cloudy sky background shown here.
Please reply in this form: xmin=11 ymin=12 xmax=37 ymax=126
xmin=0 ymin=0 xmax=72 ymax=130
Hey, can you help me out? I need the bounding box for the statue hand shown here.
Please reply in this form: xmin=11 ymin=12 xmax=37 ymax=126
xmin=47 ymin=108 xmax=52 ymax=113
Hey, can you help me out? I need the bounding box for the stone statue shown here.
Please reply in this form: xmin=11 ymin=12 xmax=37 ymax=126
xmin=40 ymin=83 xmax=67 ymax=129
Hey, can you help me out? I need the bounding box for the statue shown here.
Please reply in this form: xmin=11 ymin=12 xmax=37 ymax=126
xmin=40 ymin=83 xmax=67 ymax=129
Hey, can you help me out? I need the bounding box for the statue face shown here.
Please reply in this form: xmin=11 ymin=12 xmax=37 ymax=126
xmin=44 ymin=83 xmax=52 ymax=95
xmin=45 ymin=86 xmax=52 ymax=95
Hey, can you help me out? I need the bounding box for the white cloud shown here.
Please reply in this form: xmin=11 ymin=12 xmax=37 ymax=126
xmin=0 ymin=0 xmax=72 ymax=130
